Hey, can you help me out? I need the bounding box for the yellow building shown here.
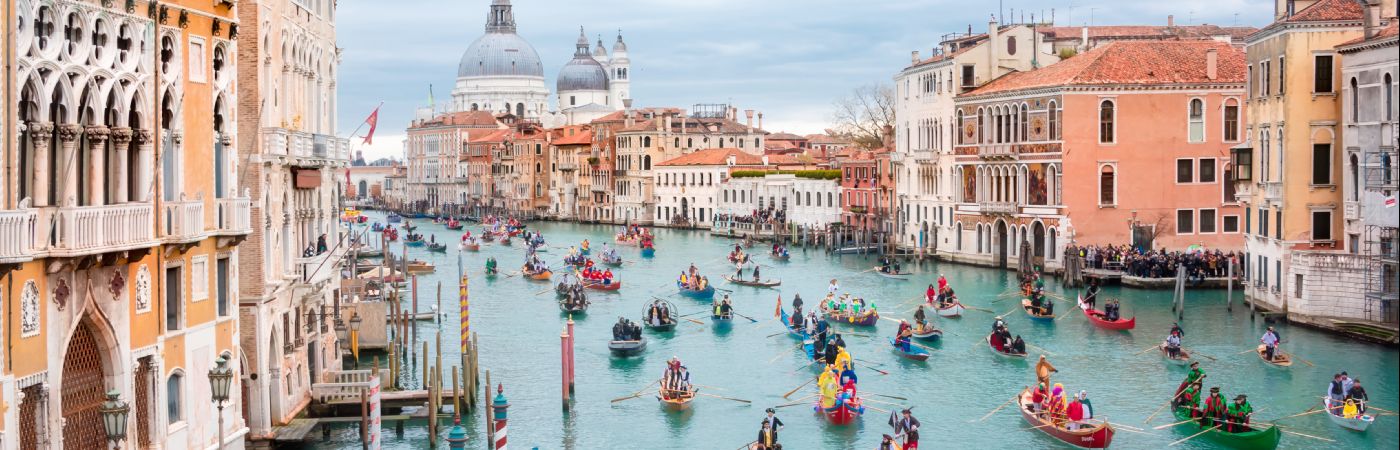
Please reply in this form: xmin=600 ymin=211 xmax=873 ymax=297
xmin=2 ymin=1 xmax=251 ymax=449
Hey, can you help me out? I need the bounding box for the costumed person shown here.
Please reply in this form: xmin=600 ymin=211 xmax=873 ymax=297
xmin=1066 ymin=392 xmax=1086 ymax=430
xmin=1084 ymin=278 xmax=1100 ymax=309
xmin=1260 ymin=326 xmax=1281 ymax=361
xmin=1200 ymin=387 xmax=1227 ymax=427
xmin=1225 ymin=394 xmax=1254 ymax=433
xmin=1036 ymin=355 xmax=1058 ymax=388
xmin=894 ymin=408 xmax=920 ymax=449
xmin=753 ymin=419 xmax=779 ymax=450
xmin=1011 ymin=335 xmax=1026 ymax=354
xmin=1165 ymin=330 xmax=1183 ymax=359
xmin=895 ymin=320 xmax=913 ymax=352
xmin=913 ymin=306 xmax=927 ymax=330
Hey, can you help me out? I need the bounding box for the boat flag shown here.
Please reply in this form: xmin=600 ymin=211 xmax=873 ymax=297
xmin=774 ymin=294 xmax=782 ymax=318
xmin=360 ymin=105 xmax=380 ymax=145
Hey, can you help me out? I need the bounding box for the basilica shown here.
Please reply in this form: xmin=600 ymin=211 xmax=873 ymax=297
xmin=451 ymin=0 xmax=631 ymax=125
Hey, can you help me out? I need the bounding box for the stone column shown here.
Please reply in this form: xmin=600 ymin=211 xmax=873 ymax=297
xmin=134 ymin=129 xmax=154 ymax=202
xmin=218 ymin=133 xmax=233 ymax=198
xmin=110 ymin=127 xmax=133 ymax=203
xmin=85 ymin=125 xmax=111 ymax=206
xmin=56 ymin=124 xmax=83 ymax=207
xmin=27 ymin=122 xmax=55 ymax=206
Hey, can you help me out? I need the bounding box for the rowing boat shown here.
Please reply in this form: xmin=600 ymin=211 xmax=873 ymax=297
xmin=427 ymin=243 xmax=447 ymax=253
xmin=558 ymin=299 xmax=588 ymax=314
xmin=1324 ymin=397 xmax=1374 ymax=432
xmin=405 ymin=238 xmax=426 ymax=247
xmin=1021 ymin=299 xmax=1055 ymax=321
xmin=822 ymin=308 xmax=879 ymax=327
xmin=1017 ymin=387 xmax=1115 ymax=448
xmin=600 ymin=253 xmax=624 ymax=266
xmin=583 ymin=280 xmax=622 ymax=291
xmin=711 ymin=314 xmax=734 ymax=329
xmin=723 ymin=275 xmax=781 ymax=288
xmin=820 ymin=396 xmax=863 ymax=426
xmin=987 ymin=334 xmax=1027 ymax=358
xmin=770 ymin=251 xmax=790 ymax=261
xmin=678 ymin=284 xmax=715 ymax=300
xmin=1077 ymin=295 xmax=1134 ymax=330
xmin=643 ymin=299 xmax=679 ymax=332
xmin=934 ymin=300 xmax=965 ymax=318
xmin=1255 ymin=344 xmax=1293 ymax=368
xmin=890 ymin=338 xmax=930 ymax=361
xmin=911 ymin=325 xmax=942 ymax=341
xmin=1171 ymin=406 xmax=1281 ymax=450
xmin=1160 ymin=343 xmax=1192 ymax=365
xmin=459 ymin=242 xmax=479 ymax=252
xmin=499 ymin=236 xmax=512 ymax=246
xmin=871 ymin=266 xmax=912 ymax=279
xmin=521 ymin=267 xmax=552 ymax=281
xmin=608 ymin=339 xmax=647 ymax=357
xmin=640 ymin=247 xmax=655 ymax=258
xmin=658 ymin=389 xmax=697 ymax=411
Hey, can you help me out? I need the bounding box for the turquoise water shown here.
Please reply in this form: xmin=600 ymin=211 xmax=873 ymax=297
xmin=306 ymin=213 xmax=1399 ymax=449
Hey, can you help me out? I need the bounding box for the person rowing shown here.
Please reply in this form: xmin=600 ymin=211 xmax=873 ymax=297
xmin=1164 ymin=329 xmax=1183 ymax=359
xmin=752 ymin=264 xmax=762 ymax=282
xmin=892 ymin=408 xmax=921 ymax=449
xmin=1260 ymin=326 xmax=1282 ymax=361
xmin=1225 ymin=394 xmax=1254 ymax=433
xmin=1083 ymin=278 xmax=1100 ymax=310
xmin=752 ymin=419 xmax=781 ymax=450
xmin=894 ymin=320 xmax=913 ymax=352
xmin=913 ymin=305 xmax=927 ymax=330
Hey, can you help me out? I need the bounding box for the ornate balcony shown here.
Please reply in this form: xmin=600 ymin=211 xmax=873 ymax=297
xmin=981 ymin=201 xmax=1018 ymax=215
xmin=1262 ymin=181 xmax=1283 ymax=205
xmin=46 ymin=203 xmax=157 ymax=257
xmin=214 ymin=194 xmax=253 ymax=236
xmin=296 ymin=246 xmax=344 ymax=287
xmin=0 ymin=208 xmax=39 ymax=264
xmin=162 ymin=196 xmax=206 ymax=244
xmin=261 ymin=127 xmax=350 ymax=165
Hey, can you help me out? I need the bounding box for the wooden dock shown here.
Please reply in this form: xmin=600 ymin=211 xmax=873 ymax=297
xmin=271 ymin=415 xmax=412 ymax=442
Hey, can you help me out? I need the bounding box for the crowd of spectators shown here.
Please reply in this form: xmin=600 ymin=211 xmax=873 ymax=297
xmin=714 ymin=207 xmax=788 ymax=227
xmin=1068 ymin=244 xmax=1239 ymax=281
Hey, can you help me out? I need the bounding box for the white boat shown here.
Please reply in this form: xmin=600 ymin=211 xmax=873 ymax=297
xmin=1324 ymin=397 xmax=1374 ymax=432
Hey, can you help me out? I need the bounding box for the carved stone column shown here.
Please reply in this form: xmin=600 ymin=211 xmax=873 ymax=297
xmin=56 ymin=124 xmax=83 ymax=207
xmin=85 ymin=125 xmax=111 ymax=206
xmin=133 ymin=129 xmax=154 ymax=203
xmin=27 ymin=122 xmax=55 ymax=206
xmin=109 ymin=127 xmax=134 ymax=203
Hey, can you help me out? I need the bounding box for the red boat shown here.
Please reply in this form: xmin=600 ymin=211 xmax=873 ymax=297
xmin=1077 ymin=295 xmax=1135 ymax=330
xmin=583 ymin=280 xmax=622 ymax=291
xmin=820 ymin=397 xmax=863 ymax=426
xmin=1016 ymin=387 xmax=1115 ymax=448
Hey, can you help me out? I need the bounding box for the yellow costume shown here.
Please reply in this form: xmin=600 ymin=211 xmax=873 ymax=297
xmin=818 ymin=369 xmax=838 ymax=407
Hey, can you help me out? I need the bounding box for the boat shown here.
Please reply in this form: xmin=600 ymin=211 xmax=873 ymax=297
xmin=558 ymin=298 xmax=589 ymax=314
xmin=770 ymin=251 xmax=790 ymax=261
xmin=778 ymin=308 xmax=808 ymax=340
xmin=1171 ymin=406 xmax=1281 ymax=449
xmin=459 ymin=241 xmax=480 ymax=252
xmin=643 ymin=300 xmax=679 ymax=332
xmin=658 ymin=388 xmax=697 ymax=411
xmin=1324 ymin=397 xmax=1374 ymax=432
xmin=599 ymin=253 xmax=624 ymax=266
xmin=911 ymin=325 xmax=943 ymax=341
xmin=833 ymin=245 xmax=878 ymax=254
xmin=711 ymin=313 xmax=734 ymax=329
xmin=499 ymin=236 xmax=513 ymax=246
xmin=820 ymin=396 xmax=863 ymax=426
xmin=582 ymin=280 xmax=622 ymax=291
xmin=522 ymin=266 xmax=553 ymax=281
xmin=387 ymin=213 xmax=403 ymax=223
xmin=640 ymin=247 xmax=655 ymax=258
xmin=1021 ymin=299 xmax=1055 ymax=321
xmin=820 ymin=303 xmax=879 ymax=327
xmin=1255 ymin=344 xmax=1293 ymax=368
xmin=355 ymin=248 xmax=383 ymax=258
xmin=723 ymin=275 xmax=781 ymax=288
xmin=405 ymin=237 xmax=426 ymax=247
xmin=1077 ymin=295 xmax=1135 ymax=330
xmin=404 ymin=224 xmax=418 ymax=232
xmin=1160 ymin=343 xmax=1192 ymax=365
xmin=554 ymin=282 xmax=575 ymax=298
xmin=371 ymin=223 xmax=385 ymax=232
xmin=727 ymin=252 xmax=747 ymax=264
xmin=427 ymin=243 xmax=447 ymax=253
xmin=986 ymin=333 xmax=1027 ymax=358
xmin=678 ymin=283 xmax=715 ymax=300
xmin=934 ymin=300 xmax=965 ymax=318
xmin=608 ymin=339 xmax=647 ymax=357
xmin=405 ymin=260 xmax=435 ymax=274
xmin=890 ymin=338 xmax=931 ymax=361
xmin=1018 ymin=387 xmax=1115 ymax=448
xmin=564 ymin=255 xmax=591 ymax=267
xmin=385 ymin=230 xmax=399 ymax=241
xmin=872 ymin=266 xmax=912 ymax=279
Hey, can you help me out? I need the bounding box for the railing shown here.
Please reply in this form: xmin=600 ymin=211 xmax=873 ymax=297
xmin=297 ymin=246 xmax=344 ymax=286
xmin=312 ymin=370 xmax=376 ymax=404
xmin=978 ymin=144 xmax=1017 ymax=159
xmin=215 ymin=196 xmax=252 ymax=235
xmin=0 ymin=209 xmax=39 ymax=263
xmin=261 ymin=128 xmax=351 ymax=161
xmin=981 ymin=201 xmax=1018 ymax=215
xmin=162 ymin=198 xmax=205 ymax=243
xmin=262 ymin=128 xmax=290 ymax=156
xmin=49 ymin=203 xmax=156 ymax=256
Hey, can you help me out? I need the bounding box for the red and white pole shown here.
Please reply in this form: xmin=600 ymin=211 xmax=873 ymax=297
xmin=491 ymin=384 xmax=510 ymax=450
xmin=560 ymin=328 xmax=570 ymax=407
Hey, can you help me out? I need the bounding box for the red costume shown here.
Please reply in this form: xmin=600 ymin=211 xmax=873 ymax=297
xmin=1067 ymin=400 xmax=1085 ymax=422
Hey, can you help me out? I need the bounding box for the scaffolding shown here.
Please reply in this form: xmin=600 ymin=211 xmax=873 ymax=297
xmin=1364 ymin=224 xmax=1399 ymax=325
xmin=690 ymin=103 xmax=730 ymax=119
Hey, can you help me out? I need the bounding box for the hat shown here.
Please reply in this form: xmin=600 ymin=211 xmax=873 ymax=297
xmin=766 ymin=408 xmax=775 ymax=413
xmin=1190 ymin=361 xmax=1199 ymax=367
xmin=1235 ymin=394 xmax=1247 ymax=401
xmin=902 ymin=408 xmax=912 ymax=414
xmin=1210 ymin=387 xmax=1220 ymax=393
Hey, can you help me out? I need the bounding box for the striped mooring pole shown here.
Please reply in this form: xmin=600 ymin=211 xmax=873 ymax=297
xmin=493 ymin=384 xmax=510 ymax=450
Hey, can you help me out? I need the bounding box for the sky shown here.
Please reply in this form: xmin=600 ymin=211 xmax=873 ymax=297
xmin=336 ymin=0 xmax=1274 ymax=160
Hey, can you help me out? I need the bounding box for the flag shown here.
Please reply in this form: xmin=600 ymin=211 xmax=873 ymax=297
xmin=360 ymin=106 xmax=381 ymax=145
xmin=346 ymin=168 xmax=352 ymax=192
xmin=774 ymin=295 xmax=782 ymax=318
xmin=351 ymin=330 xmax=360 ymax=361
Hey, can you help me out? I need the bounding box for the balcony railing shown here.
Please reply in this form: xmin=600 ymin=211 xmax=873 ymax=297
xmin=214 ymin=195 xmax=253 ymax=236
xmin=1262 ymin=181 xmax=1283 ymax=203
xmin=297 ymin=246 xmax=344 ymax=286
xmin=981 ymin=201 xmax=1018 ymax=215
xmin=978 ymin=144 xmax=1017 ymax=159
xmin=261 ymin=127 xmax=350 ymax=162
xmin=0 ymin=209 xmax=39 ymax=263
xmin=162 ymin=198 xmax=206 ymax=243
xmin=47 ymin=203 xmax=156 ymax=256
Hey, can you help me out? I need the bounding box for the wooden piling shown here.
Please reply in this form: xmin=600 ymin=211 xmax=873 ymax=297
xmin=566 ymin=317 xmax=576 ymax=393
xmin=561 ymin=327 xmax=570 ymax=408
xmin=437 ymin=280 xmax=443 ymax=323
xmin=485 ymin=369 xmax=494 ymax=448
xmin=452 ymin=369 xmax=461 ymax=419
xmin=359 ymin=388 xmax=368 ymax=450
xmin=412 ymin=275 xmax=420 ymax=341
xmin=422 ymin=341 xmax=430 ymax=390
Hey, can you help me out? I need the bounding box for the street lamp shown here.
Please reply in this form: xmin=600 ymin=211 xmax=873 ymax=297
xmin=208 ymin=356 xmax=234 ymax=450
xmin=98 ymin=390 xmax=130 ymax=449
xmin=349 ymin=312 xmax=363 ymax=368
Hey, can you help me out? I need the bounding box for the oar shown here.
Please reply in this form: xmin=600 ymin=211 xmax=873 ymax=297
xmin=690 ymin=384 xmax=729 ymax=392
xmin=973 ymin=395 xmax=1019 ymax=422
xmin=772 ymin=395 xmax=819 ymax=409
xmin=964 ymin=305 xmax=997 ymax=314
xmin=1235 ymin=347 xmax=1261 ymax=355
xmin=862 ymin=398 xmax=906 ymax=407
xmin=1152 ymin=419 xmax=1195 ymax=430
xmin=1144 ymin=387 xmax=1193 ymax=424
xmin=1368 ymin=405 xmax=1398 ymax=415
xmin=864 ymin=404 xmax=891 ymax=414
xmin=788 ymin=359 xmax=819 ymax=375
xmin=853 ymin=358 xmax=885 ymax=366
xmin=1135 ymin=344 xmax=1162 ymax=355
xmin=1289 ymin=352 xmax=1317 ymax=367
xmin=855 ymin=360 xmax=889 ymax=375
xmin=1182 ymin=347 xmax=1218 ymax=361
xmin=1273 ymin=408 xmax=1324 ymax=421
xmin=732 ymin=311 xmax=760 ymax=323
xmin=1168 ymin=425 xmax=1220 ymax=446
xmin=696 ymin=392 xmax=751 ymax=404
xmin=767 ymin=341 xmax=807 ymax=364
xmin=1025 ymin=342 xmax=1054 ymax=356
xmin=684 ymin=318 xmax=705 ymax=326
xmin=1108 ymin=422 xmax=1145 ymax=432
xmin=611 ymin=379 xmax=660 ymax=403
xmin=1279 ymin=428 xmax=1334 ymax=442
xmin=782 ymin=376 xmax=819 ymax=399
xmin=865 ymin=392 xmax=909 ymax=401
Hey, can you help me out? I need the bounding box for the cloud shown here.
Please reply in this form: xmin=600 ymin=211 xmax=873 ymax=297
xmin=339 ymin=0 xmax=1275 ymax=161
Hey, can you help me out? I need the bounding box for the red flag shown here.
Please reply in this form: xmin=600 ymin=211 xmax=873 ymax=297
xmin=361 ymin=106 xmax=380 ymax=145
xmin=346 ymin=168 xmax=352 ymax=192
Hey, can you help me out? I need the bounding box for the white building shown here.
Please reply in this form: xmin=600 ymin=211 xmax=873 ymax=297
xmin=556 ymin=29 xmax=630 ymax=124
xmin=653 ymin=148 xmax=762 ymax=227
xmin=718 ymin=174 xmax=842 ymax=229
xmin=452 ymin=0 xmax=550 ymax=119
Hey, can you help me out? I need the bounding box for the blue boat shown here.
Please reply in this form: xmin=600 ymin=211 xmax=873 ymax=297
xmin=640 ymin=247 xmax=655 ymax=258
xmin=405 ymin=238 xmax=426 ymax=247
xmin=890 ymin=338 xmax=930 ymax=361
xmin=711 ymin=314 xmax=733 ymax=329
xmin=386 ymin=213 xmax=403 ymax=224
xmin=678 ymin=283 xmax=715 ymax=300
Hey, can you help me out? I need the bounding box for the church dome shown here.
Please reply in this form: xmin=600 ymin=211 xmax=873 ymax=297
xmin=557 ymin=57 xmax=609 ymax=91
xmin=457 ymin=32 xmax=544 ymax=78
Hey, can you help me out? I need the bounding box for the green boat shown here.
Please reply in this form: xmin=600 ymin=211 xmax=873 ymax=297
xmin=1172 ymin=407 xmax=1280 ymax=449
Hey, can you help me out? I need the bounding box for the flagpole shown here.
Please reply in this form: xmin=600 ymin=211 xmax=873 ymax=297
xmin=343 ymin=101 xmax=385 ymax=143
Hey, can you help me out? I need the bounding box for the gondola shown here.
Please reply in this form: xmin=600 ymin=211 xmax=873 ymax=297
xmin=890 ymin=338 xmax=930 ymax=361
xmin=1017 ymin=387 xmax=1115 ymax=448
xmin=405 ymin=237 xmax=426 ymax=247
xmin=1171 ymin=406 xmax=1281 ymax=449
xmin=1160 ymin=343 xmax=1192 ymax=365
xmin=499 ymin=236 xmax=513 ymax=246
xmin=872 ymin=266 xmax=912 ymax=279
xmin=770 ymin=252 xmax=790 ymax=261
xmin=778 ymin=308 xmax=808 ymax=340
xmin=1324 ymin=397 xmax=1374 ymax=432
xmin=640 ymin=247 xmax=655 ymax=258
xmin=445 ymin=222 xmax=463 ymax=231
xmin=932 ymin=299 xmax=965 ymax=317
xmin=582 ymin=280 xmax=622 ymax=291
xmin=386 ymin=213 xmax=403 ymax=223
xmin=608 ymin=338 xmax=646 ymax=357
xmin=723 ymin=275 xmax=781 ymax=288
xmin=1077 ymin=295 xmax=1134 ymax=330
xmin=678 ymin=284 xmax=715 ymax=300
xmin=459 ymin=241 xmax=480 ymax=252
xmin=911 ymin=325 xmax=943 ymax=341
xmin=658 ymin=388 xmax=697 ymax=411
xmin=426 ymin=242 xmax=447 ymax=253
xmin=1021 ymin=299 xmax=1055 ymax=321
xmin=1255 ymin=344 xmax=1294 ymax=368
xmin=987 ymin=333 xmax=1027 ymax=358
xmin=599 ymin=253 xmax=624 ymax=266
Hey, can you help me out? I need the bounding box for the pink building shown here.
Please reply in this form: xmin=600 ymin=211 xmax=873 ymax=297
xmin=949 ymin=41 xmax=1247 ymax=269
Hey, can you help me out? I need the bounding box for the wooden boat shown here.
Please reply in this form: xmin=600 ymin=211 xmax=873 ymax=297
xmin=386 ymin=213 xmax=403 ymax=223
xmin=558 ymin=299 xmax=588 ymax=314
xmin=986 ymin=334 xmax=1027 ymax=358
xmin=522 ymin=267 xmax=552 ymax=281
xmin=820 ymin=397 xmax=863 ymax=426
xmin=1171 ymin=406 xmax=1281 ymax=450
xmin=405 ymin=261 xmax=435 ymax=274
xmin=371 ymin=223 xmax=385 ymax=232
xmin=872 ymin=267 xmax=912 ymax=279
xmin=911 ymin=325 xmax=943 ymax=341
xmin=484 ymin=266 xmax=498 ymax=278
xmin=770 ymin=251 xmax=790 ymax=261
xmin=778 ymin=309 xmax=808 ymax=340
xmin=563 ymin=256 xmax=591 ymax=267
xmin=427 ymin=243 xmax=447 ymax=253
xmin=1324 ymin=397 xmax=1374 ymax=432
xmin=640 ymin=247 xmax=655 ymax=258
xmin=582 ymin=280 xmax=622 ymax=291
xmin=1160 ymin=343 xmax=1192 ymax=365
xmin=355 ymin=248 xmax=384 ymax=258
xmin=405 ymin=238 xmax=426 ymax=247
xmin=711 ymin=314 xmax=734 ymax=329
xmin=890 ymin=338 xmax=930 ymax=361
xmin=1021 ymin=299 xmax=1055 ymax=321
xmin=678 ymin=284 xmax=715 ymax=299
xmin=1255 ymin=344 xmax=1293 ymax=368
xmin=459 ymin=242 xmax=480 ymax=252
xmin=727 ymin=252 xmax=747 ymax=264
xmin=1077 ymin=295 xmax=1134 ymax=330
xmin=614 ymin=234 xmax=641 ymax=246
xmin=498 ymin=236 xmax=512 ymax=246
xmin=643 ymin=299 xmax=679 ymax=332
xmin=608 ymin=339 xmax=647 ymax=357
xmin=554 ymin=282 xmax=574 ymax=298
xmin=445 ymin=220 xmax=463 ymax=230
xmin=1017 ymin=387 xmax=1115 ymax=448
xmin=658 ymin=389 xmax=697 ymax=411
xmin=723 ymin=275 xmax=781 ymax=288
xmin=934 ymin=300 xmax=965 ymax=318
xmin=821 ymin=306 xmax=879 ymax=327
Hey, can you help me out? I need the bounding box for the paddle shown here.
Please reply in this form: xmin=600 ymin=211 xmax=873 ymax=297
xmin=865 ymin=392 xmax=909 ymax=401
xmin=864 ymin=404 xmax=892 ymax=414
xmin=1168 ymin=425 xmax=1219 ymax=446
xmin=684 ymin=318 xmax=705 ymax=326
xmin=772 ymin=394 xmax=819 ymax=409
xmin=782 ymin=376 xmax=819 ymax=399
xmin=1143 ymin=387 xmax=1194 ymax=424
xmin=1152 ymin=419 xmax=1195 ymax=430
xmin=973 ymin=395 xmax=1018 ymax=422
xmin=732 ymin=311 xmax=760 ymax=323
xmin=611 ymin=380 xmax=660 ymax=403
xmin=1290 ymin=352 xmax=1317 ymax=367
xmin=696 ymin=392 xmax=751 ymax=404
xmin=1273 ymin=408 xmax=1324 ymax=421
xmin=855 ymin=360 xmax=889 ymax=375
xmin=1182 ymin=347 xmax=1218 ymax=361
xmin=1134 ymin=344 xmax=1162 ymax=355
xmin=1279 ymin=428 xmax=1334 ymax=442
xmin=767 ymin=341 xmax=807 ymax=364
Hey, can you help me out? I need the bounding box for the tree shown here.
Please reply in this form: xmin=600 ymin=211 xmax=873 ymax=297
xmin=830 ymin=83 xmax=896 ymax=150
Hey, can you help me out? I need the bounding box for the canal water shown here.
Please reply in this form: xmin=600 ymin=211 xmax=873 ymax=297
xmin=307 ymin=212 xmax=1398 ymax=450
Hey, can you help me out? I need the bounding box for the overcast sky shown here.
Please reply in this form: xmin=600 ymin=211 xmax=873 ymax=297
xmin=337 ymin=0 xmax=1273 ymax=160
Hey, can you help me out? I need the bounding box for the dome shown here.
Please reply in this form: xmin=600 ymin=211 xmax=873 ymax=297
xmin=457 ymin=32 xmax=544 ymax=78
xmin=557 ymin=56 xmax=609 ymax=92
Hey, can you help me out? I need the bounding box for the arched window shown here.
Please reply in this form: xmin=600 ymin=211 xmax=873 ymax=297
xmin=955 ymin=109 xmax=965 ymax=145
xmin=1006 ymin=36 xmax=1017 ymax=55
xmin=1099 ymin=165 xmax=1116 ymax=206
xmin=167 ymin=371 xmax=184 ymax=422
xmin=1048 ymin=100 xmax=1060 ymax=140
xmin=1048 ymin=228 xmax=1058 ymax=259
xmin=643 ymin=136 xmax=651 ymax=147
xmin=1223 ymin=99 xmax=1240 ymax=142
xmin=1386 ymin=74 xmax=1394 ymax=121
xmin=516 ymin=103 xmax=525 ymax=117
xmin=643 ymin=155 xmax=651 ymax=170
xmin=1019 ymin=103 xmax=1029 ymax=142
xmin=1099 ymin=100 xmax=1115 ymax=144
xmin=976 ymin=107 xmax=985 ymax=144
xmin=1350 ymin=153 xmax=1360 ymax=201
xmin=1188 ymin=98 xmax=1205 ymax=142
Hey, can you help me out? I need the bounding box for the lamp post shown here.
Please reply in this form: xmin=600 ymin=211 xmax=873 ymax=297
xmin=208 ymin=356 xmax=234 ymax=450
xmin=98 ymin=390 xmax=130 ymax=450
xmin=349 ymin=312 xmax=363 ymax=368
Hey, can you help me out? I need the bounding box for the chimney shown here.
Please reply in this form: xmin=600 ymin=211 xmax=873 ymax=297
xmin=680 ymin=113 xmax=689 ymax=137
xmin=911 ymin=50 xmax=921 ymax=64
xmin=664 ymin=114 xmax=673 ymax=135
xmin=745 ymin=110 xmax=754 ymax=133
xmin=1168 ymin=14 xmax=1175 ymax=27
xmin=988 ymin=15 xmax=1000 ymax=78
xmin=1363 ymin=0 xmax=1380 ymax=38
xmin=1081 ymin=26 xmax=1090 ymax=52
xmin=1206 ymin=48 xmax=1218 ymax=81
xmin=757 ymin=112 xmax=764 ymax=131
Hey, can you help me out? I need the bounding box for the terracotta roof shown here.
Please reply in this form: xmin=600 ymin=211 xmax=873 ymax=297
xmin=1338 ymin=22 xmax=1399 ymax=47
xmin=1041 ymin=24 xmax=1257 ymax=41
xmin=618 ymin=116 xmax=764 ymax=134
xmin=553 ymin=128 xmax=593 ymax=146
xmin=767 ymin=132 xmax=808 ymax=141
xmin=656 ymin=148 xmax=764 ymax=167
xmin=966 ymin=41 xmax=1245 ymax=97
xmin=908 ymin=45 xmax=975 ymax=68
xmin=806 ymin=134 xmax=852 ymax=145
xmin=467 ymin=129 xmax=511 ymax=144
xmin=413 ymin=110 xmax=501 ymax=129
xmin=1284 ymin=0 xmax=1364 ymax=22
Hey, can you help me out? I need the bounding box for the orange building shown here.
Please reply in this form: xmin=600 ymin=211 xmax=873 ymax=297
xmin=950 ymin=41 xmax=1247 ymax=269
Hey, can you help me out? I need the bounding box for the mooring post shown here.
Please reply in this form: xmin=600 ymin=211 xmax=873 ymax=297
xmin=422 ymin=341 xmax=430 ymax=390
xmin=485 ymin=369 xmax=494 ymax=448
xmin=359 ymin=388 xmax=368 ymax=450
xmin=566 ymin=316 xmax=576 ymax=393
xmin=412 ymin=275 xmax=420 ymax=340
xmin=1226 ymin=257 xmax=1234 ymax=312
xmin=491 ymin=384 xmax=510 ymax=450
xmin=560 ymin=328 xmax=570 ymax=408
